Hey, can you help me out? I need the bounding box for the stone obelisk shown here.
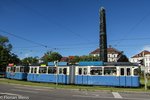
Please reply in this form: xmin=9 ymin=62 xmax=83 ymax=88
xmin=100 ymin=7 xmax=107 ymax=62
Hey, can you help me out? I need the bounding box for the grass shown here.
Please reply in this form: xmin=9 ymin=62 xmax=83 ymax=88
xmin=0 ymin=78 xmax=150 ymax=92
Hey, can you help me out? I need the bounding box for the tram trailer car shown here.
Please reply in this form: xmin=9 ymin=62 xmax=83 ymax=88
xmin=6 ymin=65 xmax=29 ymax=80
xmin=27 ymin=62 xmax=73 ymax=84
xmin=75 ymin=61 xmax=140 ymax=87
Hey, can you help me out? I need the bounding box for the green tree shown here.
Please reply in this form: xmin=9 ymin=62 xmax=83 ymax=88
xmin=0 ymin=35 xmax=20 ymax=72
xmin=42 ymin=51 xmax=62 ymax=63
xmin=21 ymin=57 xmax=39 ymax=66
xmin=80 ymin=55 xmax=99 ymax=61
xmin=68 ymin=56 xmax=80 ymax=64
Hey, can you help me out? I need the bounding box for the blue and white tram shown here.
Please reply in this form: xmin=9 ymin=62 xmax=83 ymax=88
xmin=75 ymin=61 xmax=139 ymax=87
xmin=27 ymin=62 xmax=70 ymax=84
xmin=6 ymin=64 xmax=29 ymax=80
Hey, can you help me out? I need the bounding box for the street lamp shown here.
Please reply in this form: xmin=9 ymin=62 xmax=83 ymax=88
xmin=54 ymin=60 xmax=58 ymax=88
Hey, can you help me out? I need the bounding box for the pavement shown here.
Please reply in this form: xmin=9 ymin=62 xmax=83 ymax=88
xmin=0 ymin=83 xmax=150 ymax=100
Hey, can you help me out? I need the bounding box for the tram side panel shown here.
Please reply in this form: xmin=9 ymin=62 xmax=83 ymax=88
xmin=74 ymin=65 xmax=140 ymax=87
xmin=6 ymin=66 xmax=28 ymax=80
xmin=27 ymin=65 xmax=69 ymax=84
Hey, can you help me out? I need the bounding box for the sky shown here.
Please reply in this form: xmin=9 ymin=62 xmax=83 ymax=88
xmin=0 ymin=0 xmax=150 ymax=59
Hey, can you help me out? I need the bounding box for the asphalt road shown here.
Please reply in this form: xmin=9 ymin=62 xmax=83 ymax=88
xmin=0 ymin=83 xmax=150 ymax=100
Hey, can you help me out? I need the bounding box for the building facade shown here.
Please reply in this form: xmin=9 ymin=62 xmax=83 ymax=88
xmin=90 ymin=46 xmax=127 ymax=62
xmin=130 ymin=50 xmax=150 ymax=73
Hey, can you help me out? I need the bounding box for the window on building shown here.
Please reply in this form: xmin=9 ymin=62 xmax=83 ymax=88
xmin=90 ymin=67 xmax=102 ymax=75
xmin=104 ymin=67 xmax=116 ymax=76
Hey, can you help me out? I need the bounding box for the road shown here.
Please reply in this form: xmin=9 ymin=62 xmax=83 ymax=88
xmin=0 ymin=83 xmax=150 ymax=100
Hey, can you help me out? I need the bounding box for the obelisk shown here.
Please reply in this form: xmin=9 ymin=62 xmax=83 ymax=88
xmin=100 ymin=7 xmax=107 ymax=62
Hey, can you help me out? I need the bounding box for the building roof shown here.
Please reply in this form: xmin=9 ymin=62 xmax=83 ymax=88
xmin=90 ymin=47 xmax=122 ymax=55
xmin=131 ymin=50 xmax=150 ymax=58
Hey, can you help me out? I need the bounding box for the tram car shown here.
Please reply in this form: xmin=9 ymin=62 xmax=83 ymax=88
xmin=27 ymin=61 xmax=140 ymax=87
xmin=6 ymin=64 xmax=29 ymax=80
xmin=27 ymin=62 xmax=71 ymax=84
xmin=75 ymin=61 xmax=140 ymax=87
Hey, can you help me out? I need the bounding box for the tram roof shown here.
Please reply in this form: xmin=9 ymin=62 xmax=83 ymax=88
xmin=78 ymin=61 xmax=104 ymax=66
xmin=48 ymin=62 xmax=68 ymax=66
xmin=104 ymin=62 xmax=139 ymax=66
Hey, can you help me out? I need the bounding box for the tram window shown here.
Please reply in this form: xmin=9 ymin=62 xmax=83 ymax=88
xmin=78 ymin=68 xmax=82 ymax=75
xmin=104 ymin=67 xmax=116 ymax=76
xmin=24 ymin=67 xmax=29 ymax=73
xmin=34 ymin=68 xmax=37 ymax=73
xmin=11 ymin=67 xmax=16 ymax=72
xmin=127 ymin=68 xmax=131 ymax=76
xmin=48 ymin=67 xmax=53 ymax=74
xmin=134 ymin=69 xmax=138 ymax=76
xmin=120 ymin=68 xmax=124 ymax=75
xmin=9 ymin=68 xmax=11 ymax=72
xmin=63 ymin=68 xmax=67 ymax=75
xmin=20 ymin=67 xmax=24 ymax=72
xmin=7 ymin=67 xmax=11 ymax=72
xmin=31 ymin=68 xmax=34 ymax=73
xmin=16 ymin=67 xmax=20 ymax=72
xmin=83 ymin=68 xmax=87 ymax=75
xmin=59 ymin=68 xmax=63 ymax=74
xmin=48 ymin=67 xmax=56 ymax=74
xmin=90 ymin=67 xmax=102 ymax=75
xmin=39 ymin=67 xmax=47 ymax=74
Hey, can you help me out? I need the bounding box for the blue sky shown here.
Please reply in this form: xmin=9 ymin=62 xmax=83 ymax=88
xmin=0 ymin=0 xmax=150 ymax=59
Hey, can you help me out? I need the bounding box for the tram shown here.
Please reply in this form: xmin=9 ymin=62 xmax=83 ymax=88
xmin=27 ymin=62 xmax=70 ymax=84
xmin=6 ymin=61 xmax=140 ymax=87
xmin=75 ymin=61 xmax=139 ymax=87
xmin=6 ymin=64 xmax=29 ymax=80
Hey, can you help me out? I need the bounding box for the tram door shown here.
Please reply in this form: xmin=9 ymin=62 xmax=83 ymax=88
xmin=119 ymin=67 xmax=131 ymax=86
xmin=69 ymin=66 xmax=75 ymax=84
xmin=77 ymin=67 xmax=88 ymax=84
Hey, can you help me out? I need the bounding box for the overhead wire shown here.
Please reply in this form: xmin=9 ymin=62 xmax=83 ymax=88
xmin=13 ymin=0 xmax=92 ymax=42
xmin=0 ymin=29 xmax=48 ymax=48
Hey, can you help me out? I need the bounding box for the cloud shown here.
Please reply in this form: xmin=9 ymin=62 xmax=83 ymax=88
xmin=142 ymin=45 xmax=150 ymax=51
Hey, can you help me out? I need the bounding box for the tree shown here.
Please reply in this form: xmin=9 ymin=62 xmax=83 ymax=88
xmin=42 ymin=51 xmax=62 ymax=63
xmin=21 ymin=57 xmax=39 ymax=66
xmin=80 ymin=55 xmax=99 ymax=61
xmin=0 ymin=35 xmax=20 ymax=72
xmin=68 ymin=56 xmax=80 ymax=64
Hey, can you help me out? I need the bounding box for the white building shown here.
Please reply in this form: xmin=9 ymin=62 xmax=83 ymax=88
xmin=89 ymin=46 xmax=128 ymax=62
xmin=130 ymin=50 xmax=150 ymax=73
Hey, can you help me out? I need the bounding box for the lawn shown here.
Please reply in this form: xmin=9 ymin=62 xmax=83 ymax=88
xmin=0 ymin=78 xmax=149 ymax=92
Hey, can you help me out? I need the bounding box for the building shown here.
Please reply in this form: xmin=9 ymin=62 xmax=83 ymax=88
xmin=130 ymin=50 xmax=150 ymax=73
xmin=90 ymin=46 xmax=128 ymax=62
